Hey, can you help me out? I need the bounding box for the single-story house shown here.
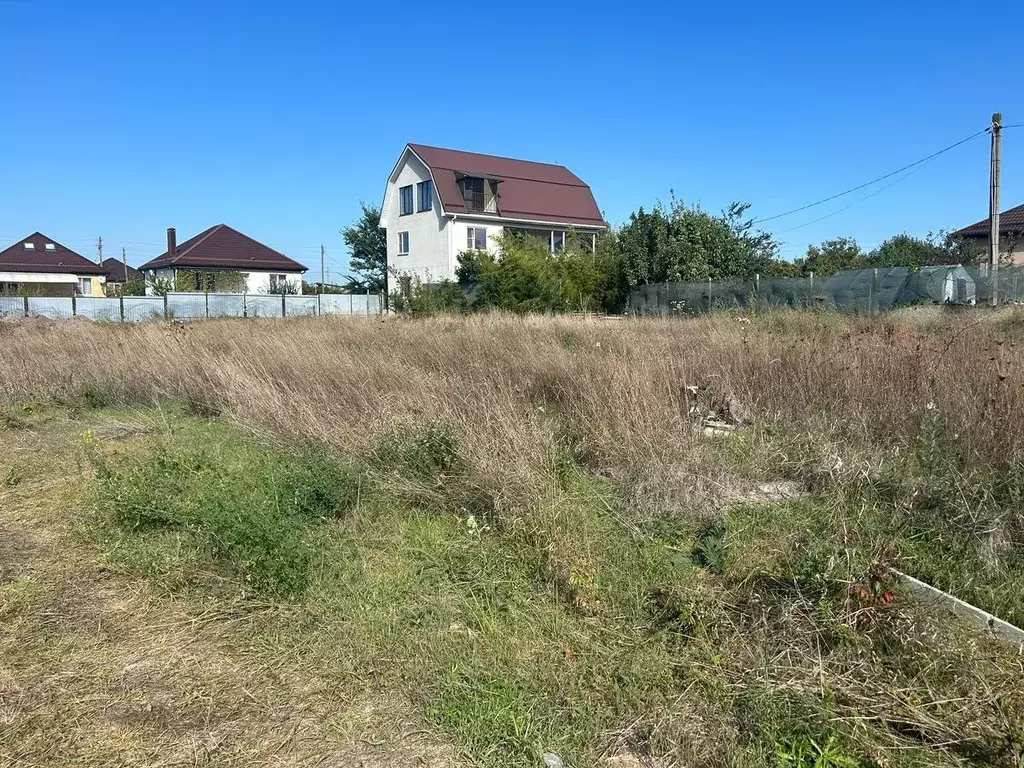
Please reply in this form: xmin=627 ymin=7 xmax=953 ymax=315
xmin=381 ymin=143 xmax=607 ymax=285
xmin=953 ymin=202 xmax=1024 ymax=264
xmin=100 ymin=257 xmax=143 ymax=295
xmin=0 ymin=232 xmax=107 ymax=296
xmin=138 ymin=225 xmax=308 ymax=294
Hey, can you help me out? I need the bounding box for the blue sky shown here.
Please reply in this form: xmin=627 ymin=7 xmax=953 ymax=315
xmin=2 ymin=0 xmax=1021 ymax=275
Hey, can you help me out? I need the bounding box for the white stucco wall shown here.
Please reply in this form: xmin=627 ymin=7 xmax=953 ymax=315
xmin=448 ymin=218 xmax=503 ymax=268
xmin=144 ymin=268 xmax=303 ymax=295
xmin=243 ymin=271 xmax=304 ymax=294
xmin=383 ymin=151 xmax=450 ymax=283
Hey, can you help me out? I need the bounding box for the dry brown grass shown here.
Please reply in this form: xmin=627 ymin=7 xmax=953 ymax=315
xmin=2 ymin=310 xmax=1022 ymax=495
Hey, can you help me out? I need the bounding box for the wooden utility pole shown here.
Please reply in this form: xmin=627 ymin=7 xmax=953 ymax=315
xmin=989 ymin=112 xmax=1003 ymax=307
xmin=320 ymin=244 xmax=326 ymax=293
xmin=121 ymin=247 xmax=128 ymax=292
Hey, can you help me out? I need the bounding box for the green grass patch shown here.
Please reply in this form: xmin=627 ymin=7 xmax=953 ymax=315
xmin=92 ymin=423 xmax=360 ymax=597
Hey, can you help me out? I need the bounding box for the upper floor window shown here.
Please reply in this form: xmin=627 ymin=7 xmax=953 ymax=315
xmin=23 ymin=242 xmax=35 ymax=250
xmin=417 ymin=180 xmax=433 ymax=212
xmin=399 ymin=185 xmax=414 ymax=215
xmin=44 ymin=243 xmax=56 ymax=251
xmin=467 ymin=227 xmax=487 ymax=251
xmin=397 ymin=231 xmax=410 ymax=255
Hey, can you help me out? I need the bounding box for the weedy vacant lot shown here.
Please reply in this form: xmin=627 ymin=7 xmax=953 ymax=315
xmin=1 ymin=309 xmax=1023 ymax=768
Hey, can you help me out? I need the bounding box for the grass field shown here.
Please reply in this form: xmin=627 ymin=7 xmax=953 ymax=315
xmin=1 ymin=309 xmax=1023 ymax=767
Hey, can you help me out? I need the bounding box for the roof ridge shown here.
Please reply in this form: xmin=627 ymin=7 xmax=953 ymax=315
xmin=409 ymin=143 xmax=572 ymax=172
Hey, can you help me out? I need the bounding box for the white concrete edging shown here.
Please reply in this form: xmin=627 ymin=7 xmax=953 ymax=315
xmin=891 ymin=568 xmax=1024 ymax=647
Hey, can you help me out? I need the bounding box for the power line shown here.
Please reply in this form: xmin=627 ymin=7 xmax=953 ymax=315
xmin=774 ymin=157 xmax=936 ymax=235
xmin=753 ymin=128 xmax=989 ymax=224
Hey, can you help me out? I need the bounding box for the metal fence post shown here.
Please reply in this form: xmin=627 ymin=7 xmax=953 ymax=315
xmin=365 ymin=288 xmax=370 ymax=316
xmin=243 ymin=292 xmax=248 ymax=318
xmin=205 ymin=291 xmax=210 ymax=318
xmin=120 ymin=295 xmax=125 ymax=323
xmin=317 ymin=293 xmax=322 ymax=316
xmin=163 ymin=292 xmax=169 ymax=320
xmin=22 ymin=295 xmax=28 ymax=318
xmin=349 ymin=293 xmax=353 ymax=315
xmin=281 ymin=291 xmax=287 ymax=318
xmin=71 ymin=291 xmax=77 ymax=318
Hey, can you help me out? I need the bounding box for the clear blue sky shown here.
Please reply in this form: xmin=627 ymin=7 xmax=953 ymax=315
xmin=2 ymin=0 xmax=1021 ymax=274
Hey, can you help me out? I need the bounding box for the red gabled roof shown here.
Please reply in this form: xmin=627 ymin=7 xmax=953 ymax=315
xmin=100 ymin=257 xmax=142 ymax=283
xmin=138 ymin=224 xmax=308 ymax=272
xmin=407 ymin=144 xmax=606 ymax=228
xmin=0 ymin=232 xmax=107 ymax=275
xmin=954 ymin=202 xmax=1024 ymax=238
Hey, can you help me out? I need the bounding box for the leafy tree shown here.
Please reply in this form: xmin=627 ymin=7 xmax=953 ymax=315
xmin=795 ymin=237 xmax=869 ymax=276
xmin=869 ymin=233 xmax=952 ymax=269
xmin=341 ymin=203 xmax=387 ymax=292
xmin=618 ymin=197 xmax=785 ymax=285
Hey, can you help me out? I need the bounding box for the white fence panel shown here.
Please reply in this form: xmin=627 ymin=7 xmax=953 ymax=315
xmin=123 ymin=297 xmax=165 ymax=322
xmin=166 ymin=293 xmax=208 ymax=320
xmin=0 ymin=296 xmax=24 ymax=317
xmin=285 ymin=295 xmax=318 ymax=316
xmin=319 ymin=293 xmax=380 ymax=315
xmin=76 ymin=297 xmax=121 ymax=322
xmin=26 ymin=297 xmax=75 ymax=319
xmin=245 ymin=295 xmax=282 ymax=318
xmin=207 ymin=293 xmax=245 ymax=318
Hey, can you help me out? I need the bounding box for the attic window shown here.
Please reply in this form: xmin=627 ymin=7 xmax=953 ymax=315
xmin=44 ymin=243 xmax=56 ymax=251
xmin=23 ymin=242 xmax=35 ymax=250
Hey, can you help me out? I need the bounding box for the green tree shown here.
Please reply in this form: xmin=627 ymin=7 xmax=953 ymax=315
xmin=618 ymin=197 xmax=784 ymax=285
xmin=869 ymin=233 xmax=951 ymax=268
xmin=342 ymin=203 xmax=387 ymax=292
xmin=795 ymin=237 xmax=868 ymax=276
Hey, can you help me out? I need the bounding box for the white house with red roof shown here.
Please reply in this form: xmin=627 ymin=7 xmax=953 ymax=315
xmin=138 ymin=225 xmax=307 ymax=294
xmin=381 ymin=144 xmax=606 ymax=284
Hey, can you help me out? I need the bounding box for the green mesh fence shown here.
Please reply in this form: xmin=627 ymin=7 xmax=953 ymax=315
xmin=629 ymin=265 xmax=989 ymax=316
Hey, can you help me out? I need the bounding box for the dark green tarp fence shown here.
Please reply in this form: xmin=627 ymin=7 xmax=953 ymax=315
xmin=628 ymin=264 xmax=1013 ymax=316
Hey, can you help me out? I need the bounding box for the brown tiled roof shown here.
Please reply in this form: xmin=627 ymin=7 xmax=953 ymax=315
xmin=0 ymin=232 xmax=106 ymax=275
xmin=407 ymin=144 xmax=606 ymax=228
xmin=100 ymin=257 xmax=142 ymax=283
xmin=954 ymin=202 xmax=1024 ymax=238
xmin=138 ymin=224 xmax=307 ymax=272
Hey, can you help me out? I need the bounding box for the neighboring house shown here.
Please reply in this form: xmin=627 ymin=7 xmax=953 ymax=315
xmin=0 ymin=232 xmax=106 ymax=297
xmin=100 ymin=257 xmax=143 ymax=295
xmin=953 ymin=202 xmax=1024 ymax=264
xmin=139 ymin=225 xmax=308 ymax=294
xmin=381 ymin=143 xmax=606 ymax=285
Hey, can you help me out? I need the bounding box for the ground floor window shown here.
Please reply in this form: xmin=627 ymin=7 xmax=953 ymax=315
xmin=76 ymin=278 xmax=91 ymax=295
xmin=467 ymin=227 xmax=487 ymax=250
xmin=269 ymin=273 xmax=288 ymax=293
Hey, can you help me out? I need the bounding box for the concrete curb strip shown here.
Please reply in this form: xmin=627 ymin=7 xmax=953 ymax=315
xmin=891 ymin=568 xmax=1024 ymax=647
